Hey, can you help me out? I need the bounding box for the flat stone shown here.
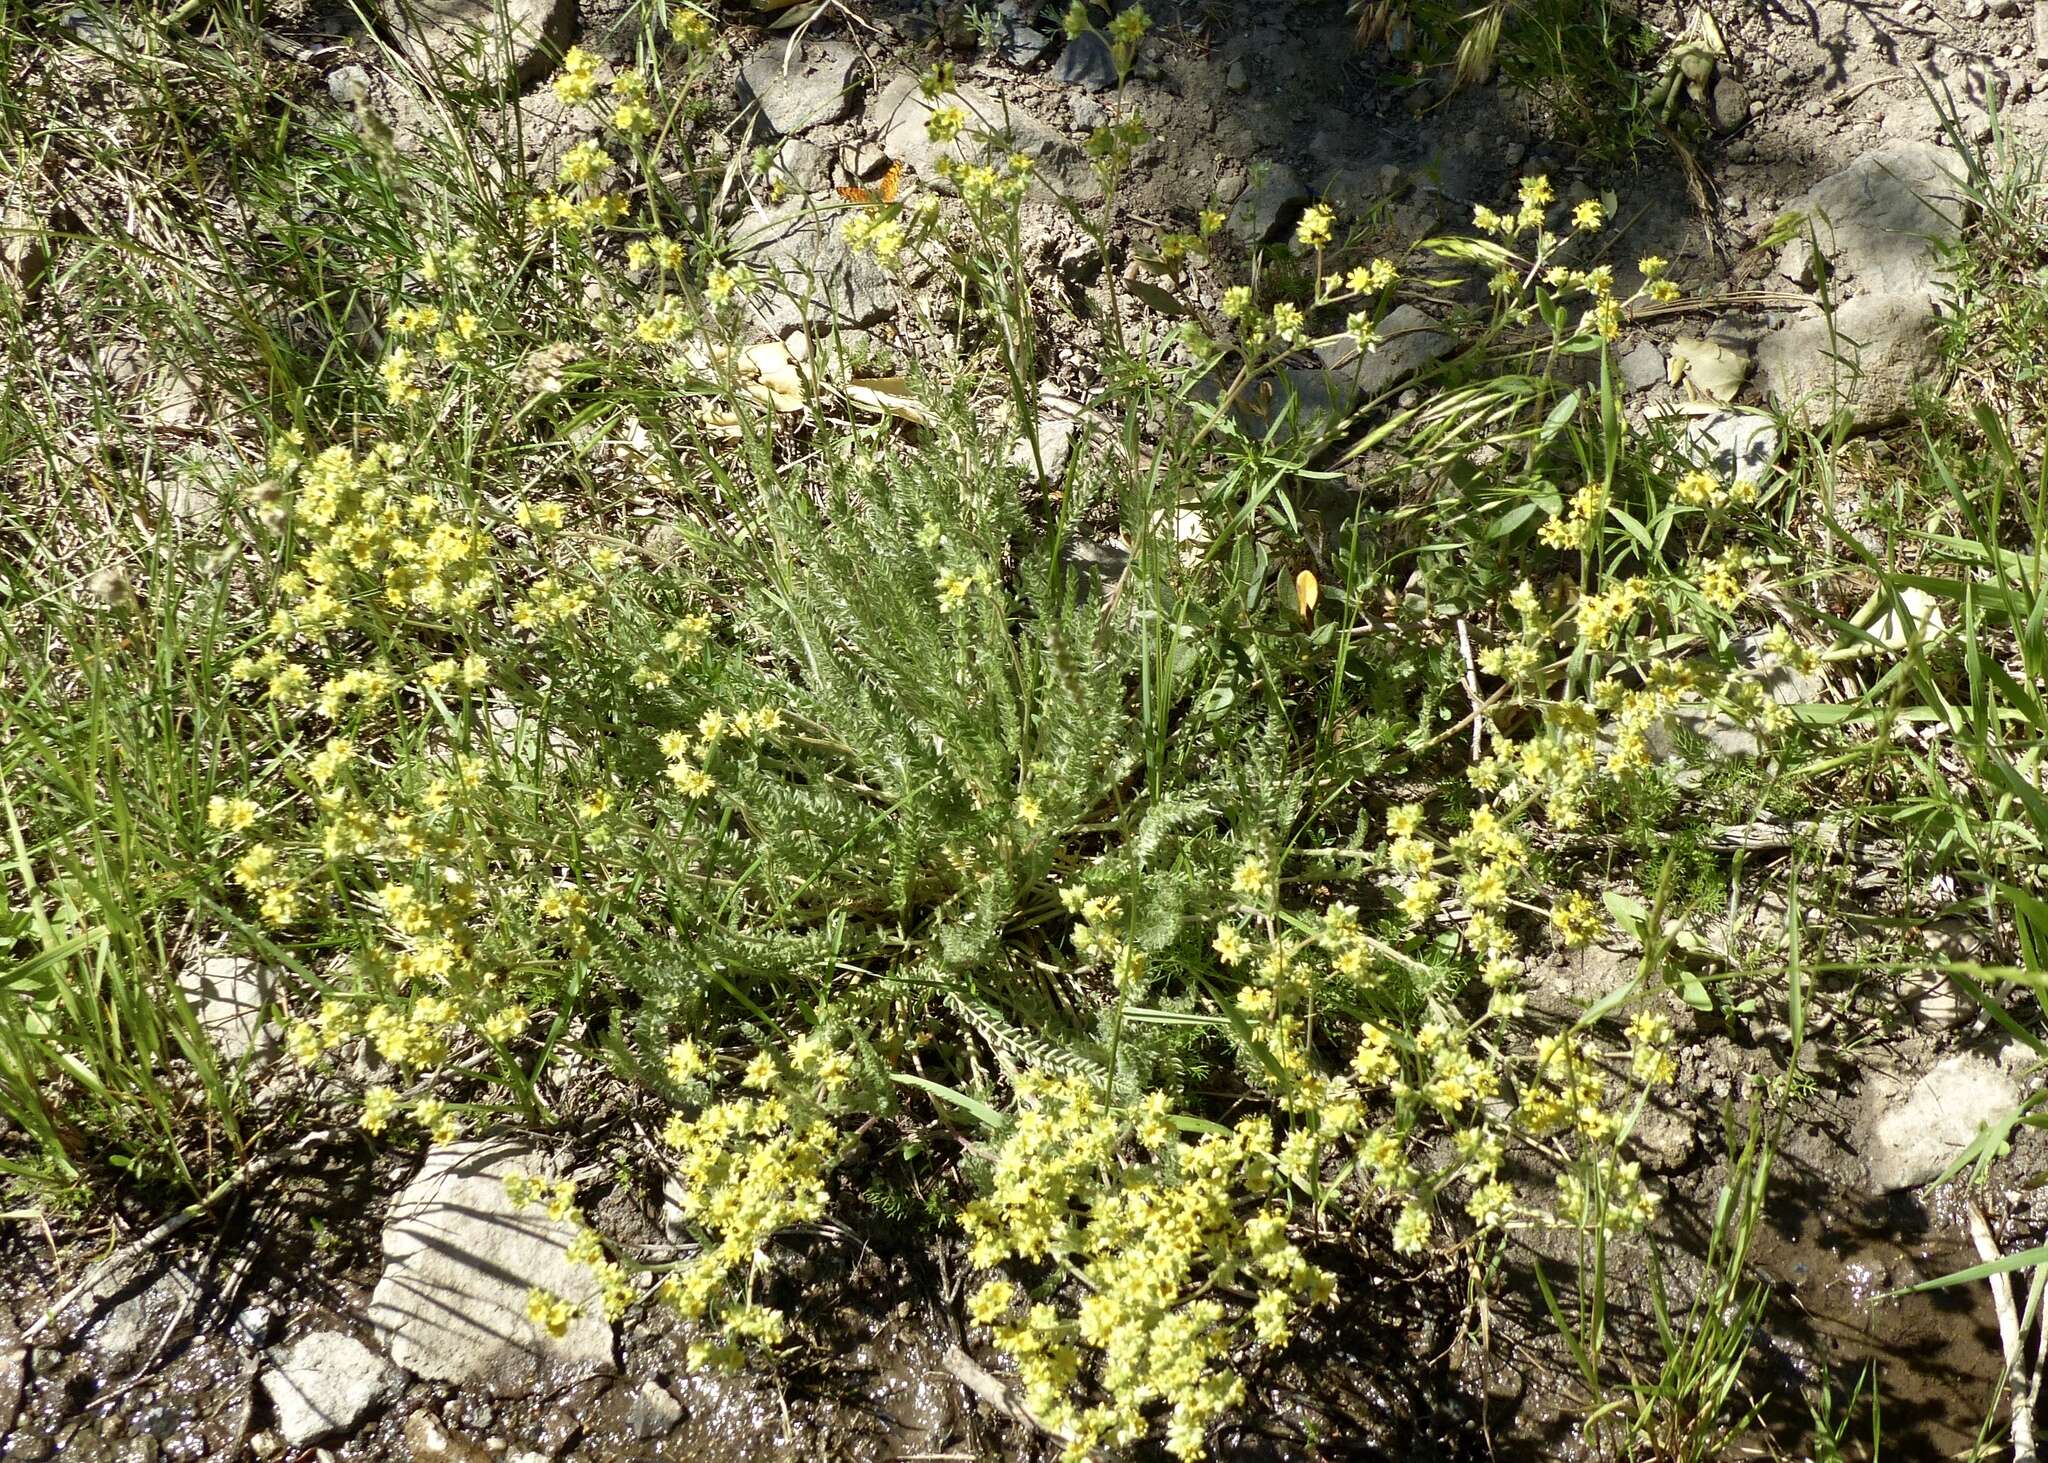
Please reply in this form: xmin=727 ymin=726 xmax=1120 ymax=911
xmin=774 ymin=136 xmax=832 ymax=193
xmin=1226 ymin=162 xmax=1309 ymax=244
xmin=1618 ymin=340 xmax=1665 ymax=393
xmin=869 ymin=75 xmax=1099 ymax=204
xmin=1641 ymin=403 xmax=1782 ymax=484
xmin=175 ymin=951 xmax=277 ymax=1064
xmin=385 ymin=0 xmax=571 ymax=89
xmin=739 ymin=41 xmax=863 ymax=138
xmin=737 ymin=199 xmax=896 ymax=334
xmin=1 ymin=203 xmax=55 ymax=303
xmin=1863 ymin=1055 xmax=2020 ymax=1191
xmin=368 ymin=1140 xmax=615 ymax=1396
xmin=260 ymin=1332 xmax=401 ymax=1446
xmin=1054 ymin=30 xmax=1119 ymax=91
xmin=1772 ymin=142 xmax=1970 ymax=300
xmin=1631 ymin=1105 xmax=1699 ymax=1173
xmin=1756 ymin=291 xmax=1949 ymax=430
xmin=82 ymin=1259 xmax=205 ymax=1367
xmin=1325 ymin=304 xmax=1455 ymax=399
xmin=1195 ymin=305 xmax=1455 ymax=447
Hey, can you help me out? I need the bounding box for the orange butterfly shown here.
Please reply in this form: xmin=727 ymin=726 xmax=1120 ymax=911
xmin=837 ymin=161 xmax=902 ymax=206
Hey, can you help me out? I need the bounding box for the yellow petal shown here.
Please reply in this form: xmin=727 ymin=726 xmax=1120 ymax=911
xmin=1295 ymin=569 xmax=1319 ymax=620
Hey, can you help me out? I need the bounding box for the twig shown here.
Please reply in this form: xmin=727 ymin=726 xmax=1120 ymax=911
xmin=940 ymin=1344 xmax=1075 ymax=1448
xmin=19 ymin=1129 xmax=336 ymax=1347
xmin=1455 ymin=618 xmax=1485 ymax=762
xmin=1968 ymin=1199 xmax=2038 ymax=1463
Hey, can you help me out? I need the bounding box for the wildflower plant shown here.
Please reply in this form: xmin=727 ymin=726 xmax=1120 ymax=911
xmin=0 ymin=7 xmax=1940 ymax=1462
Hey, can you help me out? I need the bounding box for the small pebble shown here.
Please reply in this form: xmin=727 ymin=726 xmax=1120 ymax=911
xmin=327 ymin=65 xmax=372 ymax=107
xmin=233 ymin=1304 xmax=280 ymax=1347
xmin=1711 ymin=75 xmax=1749 ymax=131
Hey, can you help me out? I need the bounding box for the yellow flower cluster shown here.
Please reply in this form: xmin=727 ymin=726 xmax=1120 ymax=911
xmin=655 ymin=1036 xmax=853 ymax=1369
xmin=1674 ymin=467 xmax=1760 ymax=511
xmin=963 ymin=1075 xmax=1331 ymax=1461
xmin=1538 ymin=480 xmax=1607 ymax=551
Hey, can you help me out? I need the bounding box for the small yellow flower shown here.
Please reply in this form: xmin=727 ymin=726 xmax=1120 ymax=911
xmin=1212 ymin=924 xmax=1251 ymax=966
xmin=361 ymin=1085 xmax=399 ymax=1136
xmin=1572 ymin=198 xmax=1605 ymax=232
xmin=934 ymin=568 xmax=975 ymax=612
xmin=525 ymin=1288 xmax=580 ymax=1337
xmin=1294 ymin=202 xmax=1336 ymax=250
xmin=1229 ymin=855 xmax=1273 ymax=900
xmin=206 ymin=795 xmax=261 ymax=831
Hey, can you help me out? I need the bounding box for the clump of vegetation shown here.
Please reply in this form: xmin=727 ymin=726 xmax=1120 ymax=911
xmin=5 ymin=3 xmax=2048 ymax=1460
xmin=1351 ymin=0 xmax=1668 ymax=160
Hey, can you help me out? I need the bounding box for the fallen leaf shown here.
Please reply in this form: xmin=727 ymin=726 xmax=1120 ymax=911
xmin=1666 ymin=336 xmax=1749 ymax=403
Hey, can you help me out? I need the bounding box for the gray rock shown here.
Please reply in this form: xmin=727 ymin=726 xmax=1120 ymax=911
xmin=1329 ymin=305 xmax=1455 ymax=398
xmin=1198 ymin=305 xmax=1455 ymax=446
xmin=1652 ymin=705 xmax=1764 ymax=760
xmin=368 ymin=1139 xmax=616 ymax=1395
xmin=1642 ymin=403 xmax=1783 ymax=484
xmin=1008 ymin=389 xmax=1094 ymax=483
xmin=1226 ymin=58 xmax=1249 ymax=91
xmin=326 ymin=64 xmax=373 ymax=107
xmin=1054 ymin=30 xmax=1119 ymax=91
xmin=1631 ymin=1105 xmax=1699 ymax=1173
xmin=1863 ymin=1055 xmax=2020 ymax=1190
xmin=175 ymin=951 xmax=277 ymax=1064
xmin=1772 ymin=142 xmax=1970 ymax=300
xmin=1226 ymin=162 xmax=1309 ymax=244
xmin=85 ymin=1260 xmax=204 ymax=1367
xmin=628 ymin=1382 xmax=684 ymax=1441
xmin=991 ymin=2 xmax=1056 ymax=66
xmin=1618 ymin=340 xmax=1665 ymax=393
xmin=737 ymin=199 xmax=896 ymax=334
xmin=739 ymin=41 xmax=863 ymax=138
xmin=385 ymin=0 xmax=571 ymax=89
xmin=1710 ymin=75 xmax=1749 ymax=132
xmin=234 ymin=1304 xmax=282 ymax=1348
xmin=869 ymin=75 xmax=1099 ymax=204
xmin=2037 ymin=0 xmax=2048 ymax=63
xmin=531 ymin=1405 xmax=584 ymax=1455
xmin=1898 ymin=967 xmax=1973 ymax=1030
xmin=774 ymin=136 xmax=832 ymax=193
xmin=1756 ymin=291 xmax=1949 ymax=430
xmin=1738 ymin=630 xmax=1826 ymax=708
xmin=259 ymin=1332 xmax=401 ymax=1446
xmin=403 ymin=1409 xmax=495 ymax=1463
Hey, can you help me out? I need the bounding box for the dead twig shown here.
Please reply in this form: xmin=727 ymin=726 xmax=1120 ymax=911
xmin=940 ymin=1343 xmax=1075 ymax=1449
xmin=1967 ymin=1199 xmax=2041 ymax=1463
xmin=1455 ymin=618 xmax=1485 ymax=762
